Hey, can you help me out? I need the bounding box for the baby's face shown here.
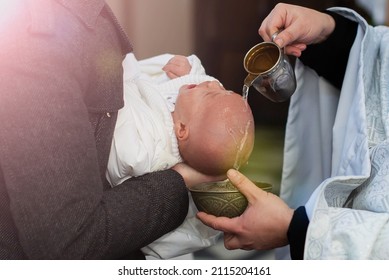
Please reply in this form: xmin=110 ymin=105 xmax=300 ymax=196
xmin=176 ymin=81 xmax=232 ymax=111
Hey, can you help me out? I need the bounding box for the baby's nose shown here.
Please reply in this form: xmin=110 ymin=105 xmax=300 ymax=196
xmin=206 ymin=80 xmax=223 ymax=89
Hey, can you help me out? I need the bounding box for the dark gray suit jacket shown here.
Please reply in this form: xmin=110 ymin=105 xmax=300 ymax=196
xmin=0 ymin=0 xmax=188 ymax=259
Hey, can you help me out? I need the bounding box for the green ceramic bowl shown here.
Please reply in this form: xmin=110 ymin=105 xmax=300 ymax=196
xmin=189 ymin=179 xmax=272 ymax=218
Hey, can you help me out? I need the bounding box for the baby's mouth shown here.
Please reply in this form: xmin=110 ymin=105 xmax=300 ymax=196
xmin=186 ymin=84 xmax=197 ymax=89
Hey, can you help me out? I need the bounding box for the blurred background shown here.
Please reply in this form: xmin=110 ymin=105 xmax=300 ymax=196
xmin=106 ymin=0 xmax=388 ymax=260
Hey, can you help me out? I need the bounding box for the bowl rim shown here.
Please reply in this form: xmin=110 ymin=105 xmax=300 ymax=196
xmin=189 ymin=180 xmax=272 ymax=193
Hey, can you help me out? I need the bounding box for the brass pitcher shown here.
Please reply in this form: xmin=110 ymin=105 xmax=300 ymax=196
xmin=243 ymin=41 xmax=296 ymax=102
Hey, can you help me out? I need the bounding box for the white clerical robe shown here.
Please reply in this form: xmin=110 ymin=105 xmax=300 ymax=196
xmin=281 ymin=7 xmax=389 ymax=259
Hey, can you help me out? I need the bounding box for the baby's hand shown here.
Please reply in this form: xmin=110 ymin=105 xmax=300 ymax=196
xmin=163 ymin=55 xmax=191 ymax=79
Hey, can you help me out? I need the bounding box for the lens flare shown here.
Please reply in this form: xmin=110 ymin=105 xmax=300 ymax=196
xmin=0 ymin=1 xmax=23 ymax=26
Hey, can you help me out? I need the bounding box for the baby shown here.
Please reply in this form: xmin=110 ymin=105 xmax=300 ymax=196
xmin=106 ymin=53 xmax=255 ymax=259
xmin=173 ymin=80 xmax=254 ymax=175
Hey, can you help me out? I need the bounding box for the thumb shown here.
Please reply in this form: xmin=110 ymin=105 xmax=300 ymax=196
xmin=274 ymin=27 xmax=303 ymax=49
xmin=227 ymin=169 xmax=261 ymax=203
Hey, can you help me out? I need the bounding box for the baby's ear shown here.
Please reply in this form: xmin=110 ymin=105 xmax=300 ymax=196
xmin=174 ymin=121 xmax=189 ymax=140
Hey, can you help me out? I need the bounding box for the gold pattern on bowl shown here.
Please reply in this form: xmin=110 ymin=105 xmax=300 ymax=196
xmin=189 ymin=179 xmax=272 ymax=218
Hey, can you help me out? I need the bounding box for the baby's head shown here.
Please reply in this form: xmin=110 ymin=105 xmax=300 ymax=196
xmin=172 ymin=81 xmax=255 ymax=176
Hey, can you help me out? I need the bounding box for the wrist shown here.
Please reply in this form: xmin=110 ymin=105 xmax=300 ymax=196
xmin=281 ymin=207 xmax=295 ymax=246
xmin=316 ymin=13 xmax=336 ymax=43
